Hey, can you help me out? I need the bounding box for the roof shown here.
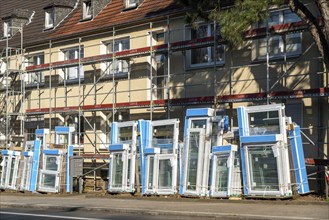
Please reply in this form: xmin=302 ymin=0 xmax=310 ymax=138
xmin=49 ymin=0 xmax=185 ymax=39
xmin=0 ymin=0 xmax=77 ymax=53
xmin=0 ymin=0 xmax=185 ymax=53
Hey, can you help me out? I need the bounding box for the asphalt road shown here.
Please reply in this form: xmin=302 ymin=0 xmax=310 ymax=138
xmin=0 ymin=208 xmax=202 ymax=220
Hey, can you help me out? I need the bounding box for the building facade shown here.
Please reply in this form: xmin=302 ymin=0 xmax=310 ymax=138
xmin=0 ymin=0 xmax=328 ymax=193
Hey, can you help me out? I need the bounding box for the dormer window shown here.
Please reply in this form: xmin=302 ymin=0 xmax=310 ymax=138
xmin=3 ymin=21 xmax=11 ymax=38
xmin=82 ymin=0 xmax=92 ymax=20
xmin=45 ymin=9 xmax=54 ymax=29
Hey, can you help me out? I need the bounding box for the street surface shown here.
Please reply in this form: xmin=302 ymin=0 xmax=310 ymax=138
xmin=0 ymin=193 xmax=328 ymax=220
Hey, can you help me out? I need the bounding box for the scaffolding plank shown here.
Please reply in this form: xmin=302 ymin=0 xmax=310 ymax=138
xmin=18 ymin=18 xmax=324 ymax=73
xmin=25 ymin=88 xmax=328 ymax=115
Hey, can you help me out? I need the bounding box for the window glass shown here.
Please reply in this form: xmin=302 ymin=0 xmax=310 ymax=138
xmin=0 ymin=156 xmax=8 ymax=187
xmin=45 ymin=156 xmax=58 ymax=171
xmin=41 ymin=173 xmax=56 ymax=189
xmin=186 ymin=131 xmax=200 ymax=191
xmin=45 ymin=9 xmax=54 ymax=28
xmin=112 ymin=153 xmax=123 ymax=188
xmin=83 ymin=1 xmax=92 ymax=19
xmin=187 ymin=24 xmax=224 ymax=67
xmin=147 ymin=156 xmax=154 ymax=190
xmin=26 ymin=54 xmax=45 ymax=84
xmin=248 ymin=146 xmax=279 ymax=191
xmin=152 ymin=124 xmax=174 ymax=153
xmin=248 ymin=110 xmax=280 ymax=135
xmin=62 ymin=47 xmax=84 ymax=79
xmin=214 ymin=153 xmax=230 ymax=192
xmin=256 ymin=9 xmax=301 ymax=59
xmin=118 ymin=126 xmax=133 ymax=144
xmin=104 ymin=38 xmax=130 ymax=75
xmin=158 ymin=159 xmax=172 ymax=189
xmin=3 ymin=21 xmax=11 ymax=37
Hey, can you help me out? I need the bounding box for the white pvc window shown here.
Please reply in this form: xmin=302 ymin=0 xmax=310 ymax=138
xmin=20 ymin=156 xmax=33 ymax=191
xmin=214 ymin=152 xmax=230 ymax=193
xmin=25 ymin=54 xmax=45 ymax=84
xmin=158 ymin=157 xmax=173 ymax=190
xmin=6 ymin=156 xmax=20 ymax=189
xmin=83 ymin=0 xmax=92 ymax=20
xmin=185 ymin=129 xmax=205 ymax=194
xmin=256 ymin=9 xmax=301 ymax=60
xmin=103 ymin=38 xmax=130 ymax=75
xmin=0 ymin=156 xmax=9 ymax=188
xmin=3 ymin=21 xmax=11 ymax=37
xmin=62 ymin=46 xmax=84 ymax=80
xmin=125 ymin=0 xmax=137 ymax=8
xmin=247 ymin=110 xmax=281 ymax=135
xmin=248 ymin=146 xmax=279 ymax=191
xmin=111 ymin=153 xmax=124 ymax=188
xmin=152 ymin=124 xmax=174 ymax=154
xmin=39 ymin=155 xmax=62 ymax=192
xmin=186 ymin=23 xmax=225 ymax=68
xmin=45 ymin=9 xmax=54 ymax=29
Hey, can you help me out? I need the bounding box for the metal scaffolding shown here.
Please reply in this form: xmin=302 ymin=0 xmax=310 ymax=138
xmin=0 ymin=15 xmax=328 ymax=192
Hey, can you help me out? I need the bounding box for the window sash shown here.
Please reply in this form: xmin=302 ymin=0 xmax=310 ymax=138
xmin=256 ymin=9 xmax=301 ymax=59
xmin=45 ymin=10 xmax=54 ymax=28
xmin=104 ymin=38 xmax=130 ymax=75
xmin=186 ymin=23 xmax=224 ymax=67
xmin=63 ymin=47 xmax=84 ymax=79
xmin=3 ymin=21 xmax=11 ymax=37
xmin=83 ymin=1 xmax=92 ymax=19
xmin=26 ymin=54 xmax=45 ymax=84
xmin=125 ymin=0 xmax=137 ymax=8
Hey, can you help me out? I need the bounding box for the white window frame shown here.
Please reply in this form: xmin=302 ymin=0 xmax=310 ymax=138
xmin=0 ymin=156 xmax=9 ymax=189
xmin=38 ymin=154 xmax=62 ymax=193
xmin=3 ymin=21 xmax=11 ymax=37
xmin=108 ymin=121 xmax=137 ymax=193
xmin=125 ymin=0 xmax=137 ymax=9
xmin=185 ymin=23 xmax=225 ymax=68
xmin=60 ymin=46 xmax=84 ymax=80
xmin=45 ymin=9 xmax=54 ymax=29
xmin=101 ymin=37 xmax=130 ymax=76
xmin=255 ymin=9 xmax=302 ymax=60
xmin=83 ymin=0 xmax=92 ymax=20
xmin=25 ymin=53 xmax=45 ymax=85
xmin=20 ymin=156 xmax=33 ymax=191
xmin=109 ymin=151 xmax=128 ymax=192
xmin=244 ymin=144 xmax=291 ymax=197
xmin=183 ymin=128 xmax=205 ymax=196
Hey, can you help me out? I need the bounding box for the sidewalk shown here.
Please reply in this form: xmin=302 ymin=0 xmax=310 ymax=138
xmin=0 ymin=192 xmax=328 ymax=219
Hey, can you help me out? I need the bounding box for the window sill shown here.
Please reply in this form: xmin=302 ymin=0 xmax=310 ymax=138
xmin=252 ymin=53 xmax=301 ymax=63
xmin=101 ymin=72 xmax=129 ymax=81
xmin=186 ymin=62 xmax=225 ymax=71
xmin=26 ymin=82 xmax=45 ymax=88
xmin=122 ymin=4 xmax=138 ymax=11
xmin=43 ymin=26 xmax=54 ymax=31
xmin=58 ymin=78 xmax=85 ymax=85
xmin=80 ymin=16 xmax=93 ymax=22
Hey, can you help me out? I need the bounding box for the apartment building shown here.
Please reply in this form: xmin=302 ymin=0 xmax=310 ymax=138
xmin=0 ymin=0 xmax=328 ymax=192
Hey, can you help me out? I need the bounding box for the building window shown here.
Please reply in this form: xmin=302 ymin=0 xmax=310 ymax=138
xmin=25 ymin=54 xmax=45 ymax=84
xmin=45 ymin=9 xmax=54 ymax=29
xmin=82 ymin=0 xmax=92 ymax=20
xmin=186 ymin=23 xmax=225 ymax=68
xmin=102 ymin=37 xmax=130 ymax=75
xmin=125 ymin=0 xmax=136 ymax=8
xmin=61 ymin=47 xmax=84 ymax=80
xmin=3 ymin=21 xmax=11 ymax=38
xmin=255 ymin=9 xmax=301 ymax=60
